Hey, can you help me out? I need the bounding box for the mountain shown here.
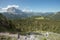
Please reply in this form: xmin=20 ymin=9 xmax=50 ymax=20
xmin=2 ymin=7 xmax=28 ymax=19
xmin=0 ymin=7 xmax=55 ymax=19
xmin=7 ymin=7 xmax=22 ymax=14
xmin=50 ymin=12 xmax=60 ymax=20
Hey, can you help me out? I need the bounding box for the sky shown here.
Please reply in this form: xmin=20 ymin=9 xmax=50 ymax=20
xmin=0 ymin=0 xmax=60 ymax=12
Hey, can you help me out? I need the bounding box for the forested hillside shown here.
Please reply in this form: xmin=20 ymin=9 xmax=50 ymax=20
xmin=0 ymin=13 xmax=60 ymax=34
xmin=0 ymin=13 xmax=16 ymax=33
xmin=13 ymin=18 xmax=60 ymax=34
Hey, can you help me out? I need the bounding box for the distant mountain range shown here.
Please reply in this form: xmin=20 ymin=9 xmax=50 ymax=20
xmin=50 ymin=12 xmax=60 ymax=20
xmin=0 ymin=7 xmax=60 ymax=20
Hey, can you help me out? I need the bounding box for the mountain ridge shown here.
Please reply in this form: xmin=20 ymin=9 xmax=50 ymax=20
xmin=0 ymin=7 xmax=60 ymax=20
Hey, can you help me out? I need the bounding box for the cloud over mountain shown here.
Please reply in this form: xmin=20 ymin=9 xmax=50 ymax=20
xmin=0 ymin=5 xmax=19 ymax=12
xmin=0 ymin=5 xmax=33 ymax=13
xmin=3 ymin=5 xmax=19 ymax=9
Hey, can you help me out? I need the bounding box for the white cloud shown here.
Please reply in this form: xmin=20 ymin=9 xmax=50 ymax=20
xmin=2 ymin=5 xmax=19 ymax=9
xmin=0 ymin=5 xmax=19 ymax=12
xmin=0 ymin=8 xmax=6 ymax=12
xmin=22 ymin=8 xmax=32 ymax=12
xmin=0 ymin=5 xmax=33 ymax=13
xmin=7 ymin=5 xmax=19 ymax=8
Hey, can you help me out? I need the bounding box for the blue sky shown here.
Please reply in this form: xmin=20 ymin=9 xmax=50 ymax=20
xmin=0 ymin=0 xmax=60 ymax=12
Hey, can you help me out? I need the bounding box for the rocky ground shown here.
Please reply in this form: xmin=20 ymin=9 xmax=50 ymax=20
xmin=0 ymin=32 xmax=60 ymax=40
